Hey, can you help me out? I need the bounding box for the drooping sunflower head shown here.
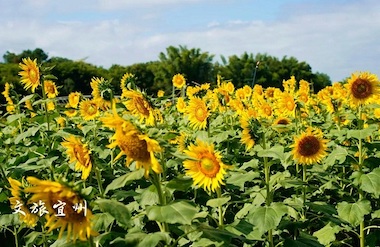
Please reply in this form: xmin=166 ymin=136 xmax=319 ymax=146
xmin=44 ymin=80 xmax=59 ymax=98
xmin=79 ymin=99 xmax=99 ymax=121
xmin=172 ymin=73 xmax=186 ymax=89
xmin=25 ymin=177 xmax=98 ymax=242
xmin=18 ymin=58 xmax=40 ymax=93
xmin=122 ymin=89 xmax=159 ymax=126
xmin=291 ymin=127 xmax=328 ymax=165
xmin=186 ymin=97 xmax=210 ymax=130
xmin=176 ymin=97 xmax=187 ymax=113
xmin=183 ymin=140 xmax=229 ymax=193
xmin=120 ymin=72 xmax=136 ymax=94
xmin=272 ymin=116 xmax=291 ymax=133
xmin=346 ymin=72 xmax=380 ymax=107
xmin=186 ymin=83 xmax=210 ymax=99
xmin=240 ymin=113 xmax=261 ymax=151
xmin=106 ymin=122 xmax=162 ymax=178
xmin=61 ymin=135 xmax=92 ymax=180
xmin=7 ymin=177 xmax=39 ymax=227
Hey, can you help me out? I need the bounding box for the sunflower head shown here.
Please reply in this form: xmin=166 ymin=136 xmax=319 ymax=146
xmin=183 ymin=140 xmax=229 ymax=192
xmin=172 ymin=73 xmax=186 ymax=89
xmin=18 ymin=58 xmax=40 ymax=93
xmin=61 ymin=135 xmax=92 ymax=180
xmin=186 ymin=97 xmax=210 ymax=130
xmin=79 ymin=99 xmax=99 ymax=121
xmin=25 ymin=177 xmax=98 ymax=242
xmin=44 ymin=80 xmax=59 ymax=98
xmin=66 ymin=92 xmax=81 ymax=108
xmin=291 ymin=127 xmax=328 ymax=165
xmin=346 ymin=72 xmax=380 ymax=107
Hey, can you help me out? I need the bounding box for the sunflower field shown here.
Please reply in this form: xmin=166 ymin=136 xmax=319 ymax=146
xmin=1 ymin=58 xmax=380 ymax=247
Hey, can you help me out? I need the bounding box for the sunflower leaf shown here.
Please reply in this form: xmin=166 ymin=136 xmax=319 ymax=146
xmin=104 ymin=169 xmax=144 ymax=194
xmin=336 ymin=200 xmax=371 ymax=227
xmin=257 ymin=145 xmax=285 ymax=161
xmin=247 ymin=202 xmax=287 ymax=234
xmin=359 ymin=168 xmax=380 ymax=198
xmin=313 ymin=222 xmax=342 ymax=246
xmin=95 ymin=199 xmax=131 ymax=228
xmin=146 ymin=201 xmax=199 ymax=225
xmin=206 ymin=196 xmax=231 ymax=208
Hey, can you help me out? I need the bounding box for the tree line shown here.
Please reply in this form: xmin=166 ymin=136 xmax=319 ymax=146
xmin=0 ymin=46 xmax=331 ymax=98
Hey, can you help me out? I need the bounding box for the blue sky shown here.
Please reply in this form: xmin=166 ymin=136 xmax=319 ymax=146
xmin=1 ymin=0 xmax=379 ymax=82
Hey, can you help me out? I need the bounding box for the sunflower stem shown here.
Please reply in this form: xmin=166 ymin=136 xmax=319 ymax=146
xmin=13 ymin=226 xmax=19 ymax=247
xmin=94 ymin=164 xmax=104 ymax=197
xmin=302 ymin=164 xmax=307 ymax=219
xmin=216 ymin=187 xmax=224 ymax=228
xmin=262 ymin=133 xmax=273 ymax=247
xmin=152 ymin=172 xmax=168 ymax=232
xmin=357 ymin=106 xmax=365 ymax=247
xmin=40 ymin=78 xmax=50 ymax=132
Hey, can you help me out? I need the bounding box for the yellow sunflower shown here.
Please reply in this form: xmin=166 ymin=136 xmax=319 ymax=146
xmin=346 ymin=72 xmax=380 ymax=107
xmin=7 ymin=178 xmax=39 ymax=227
xmin=104 ymin=120 xmax=162 ymax=178
xmin=44 ymin=80 xmax=59 ymax=98
xmin=183 ymin=140 xmax=229 ymax=192
xmin=79 ymin=99 xmax=99 ymax=121
xmin=65 ymin=109 xmax=78 ymax=117
xmin=19 ymin=58 xmax=40 ymax=93
xmin=157 ymin=90 xmax=165 ymax=98
xmin=122 ymin=89 xmax=160 ymax=126
xmin=61 ymin=135 xmax=92 ymax=180
xmin=90 ymin=77 xmax=113 ymax=109
xmin=2 ymin=82 xmax=15 ymax=113
xmin=277 ymin=92 xmax=296 ymax=117
xmin=186 ymin=97 xmax=209 ymax=130
xmin=25 ymin=177 xmax=98 ymax=242
xmin=172 ymin=73 xmax=186 ymax=89
xmin=240 ymin=114 xmax=259 ymax=151
xmin=66 ymin=92 xmax=81 ymax=108
xmin=272 ymin=116 xmax=291 ymax=133
xmin=176 ymin=97 xmax=187 ymax=113
xmin=291 ymin=128 xmax=328 ymax=165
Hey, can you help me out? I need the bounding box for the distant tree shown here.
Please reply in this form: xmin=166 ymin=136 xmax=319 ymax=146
xmin=151 ymin=46 xmax=215 ymax=92
xmin=3 ymin=48 xmax=48 ymax=64
xmin=215 ymin=52 xmax=331 ymax=91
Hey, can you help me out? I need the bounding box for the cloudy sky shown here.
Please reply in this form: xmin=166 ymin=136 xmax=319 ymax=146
xmin=1 ymin=0 xmax=379 ymax=82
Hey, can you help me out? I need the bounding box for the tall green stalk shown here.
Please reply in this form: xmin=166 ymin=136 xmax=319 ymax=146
xmin=357 ymin=106 xmax=365 ymax=247
xmin=152 ymin=172 xmax=168 ymax=232
xmin=262 ymin=133 xmax=273 ymax=247
xmin=216 ymin=188 xmax=224 ymax=228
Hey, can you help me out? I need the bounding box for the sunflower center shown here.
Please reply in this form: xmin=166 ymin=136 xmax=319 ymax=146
xmin=195 ymin=107 xmax=207 ymax=121
xmin=74 ymin=145 xmax=90 ymax=167
xmin=199 ymin=157 xmax=220 ymax=178
xmin=298 ymin=136 xmax=320 ymax=157
xmin=134 ymin=97 xmax=150 ymax=116
xmin=351 ymin=78 xmax=372 ymax=99
xmin=277 ymin=119 xmax=289 ymax=125
xmin=87 ymin=103 xmax=98 ymax=115
xmin=29 ymin=69 xmax=38 ymax=83
xmin=49 ymin=195 xmax=86 ymax=223
xmin=120 ymin=134 xmax=150 ymax=162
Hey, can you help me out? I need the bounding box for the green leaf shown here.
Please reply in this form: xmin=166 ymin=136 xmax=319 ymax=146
xmin=0 ymin=214 xmax=21 ymax=226
xmin=92 ymin=213 xmax=114 ymax=231
xmin=146 ymin=201 xmax=199 ymax=225
xmin=14 ymin=126 xmax=41 ymax=144
xmin=226 ymin=171 xmax=259 ymax=190
xmin=95 ymin=199 xmax=131 ymax=227
xmin=371 ymin=209 xmax=380 ymax=219
xmin=359 ymin=168 xmax=380 ymax=198
xmin=166 ymin=176 xmax=193 ymax=192
xmin=337 ymin=200 xmax=371 ymax=227
xmin=136 ymin=232 xmax=171 ymax=247
xmin=313 ymin=222 xmax=341 ymax=246
xmin=6 ymin=113 xmax=25 ymax=124
xmin=18 ymin=94 xmax=35 ymax=105
xmin=104 ymin=169 xmax=144 ymax=194
xmin=206 ymin=196 xmax=231 ymax=208
xmin=347 ymin=126 xmax=377 ymax=140
xmin=248 ymin=202 xmax=287 ymax=234
xmin=324 ymin=145 xmax=348 ymax=168
xmin=257 ymin=145 xmax=285 ymax=160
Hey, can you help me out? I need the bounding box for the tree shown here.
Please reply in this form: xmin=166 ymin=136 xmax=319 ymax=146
xmin=151 ymin=46 xmax=215 ymax=92
xmin=3 ymin=48 xmax=48 ymax=63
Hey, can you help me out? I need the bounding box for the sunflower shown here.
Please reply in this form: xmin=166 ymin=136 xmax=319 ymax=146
xmin=66 ymin=92 xmax=81 ymax=108
xmin=25 ymin=177 xmax=98 ymax=242
xmin=2 ymin=82 xmax=15 ymax=113
xmin=291 ymin=128 xmax=328 ymax=165
xmin=186 ymin=97 xmax=209 ymax=130
xmin=61 ymin=135 xmax=92 ymax=180
xmin=157 ymin=90 xmax=165 ymax=98
xmin=240 ymin=114 xmax=259 ymax=151
xmin=276 ymin=92 xmax=296 ymax=117
xmin=19 ymin=58 xmax=40 ymax=93
xmin=90 ymin=77 xmax=113 ymax=109
xmin=7 ymin=178 xmax=38 ymax=227
xmin=122 ymin=89 xmax=160 ymax=126
xmin=105 ymin=119 xmax=162 ymax=178
xmin=273 ymin=116 xmax=291 ymax=132
xmin=44 ymin=80 xmax=59 ymax=98
xmin=79 ymin=99 xmax=99 ymax=121
xmin=176 ymin=97 xmax=187 ymax=113
xmin=172 ymin=73 xmax=186 ymax=89
xmin=183 ymin=140 xmax=229 ymax=192
xmin=65 ymin=109 xmax=78 ymax=117
xmin=346 ymin=72 xmax=380 ymax=107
